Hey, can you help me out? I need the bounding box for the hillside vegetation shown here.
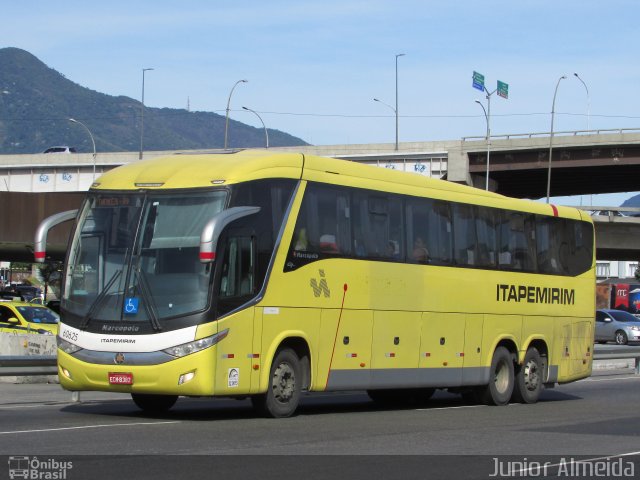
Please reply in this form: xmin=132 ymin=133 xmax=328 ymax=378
xmin=0 ymin=47 xmax=308 ymax=154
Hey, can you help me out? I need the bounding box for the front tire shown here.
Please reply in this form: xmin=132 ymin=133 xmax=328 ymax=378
xmin=478 ymin=346 xmax=514 ymax=406
xmin=615 ymin=330 xmax=628 ymax=345
xmin=511 ymin=347 xmax=543 ymax=404
xmin=252 ymin=348 xmax=301 ymax=418
xmin=131 ymin=393 xmax=178 ymax=414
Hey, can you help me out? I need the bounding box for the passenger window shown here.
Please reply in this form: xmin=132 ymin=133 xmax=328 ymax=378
xmin=353 ymin=193 xmax=402 ymax=259
xmin=498 ymin=211 xmax=535 ymax=272
xmin=289 ymin=184 xmax=352 ymax=257
xmin=453 ymin=204 xmax=477 ymax=266
xmin=475 ymin=206 xmax=498 ymax=267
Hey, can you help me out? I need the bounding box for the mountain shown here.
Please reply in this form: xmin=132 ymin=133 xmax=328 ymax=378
xmin=621 ymin=194 xmax=640 ymax=208
xmin=0 ymin=47 xmax=308 ymax=154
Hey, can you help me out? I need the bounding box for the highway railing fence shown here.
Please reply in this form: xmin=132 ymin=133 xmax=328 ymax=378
xmin=1 ymin=351 xmax=639 ymax=377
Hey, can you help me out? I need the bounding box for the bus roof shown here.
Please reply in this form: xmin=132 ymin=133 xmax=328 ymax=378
xmin=92 ymin=149 xmax=589 ymax=221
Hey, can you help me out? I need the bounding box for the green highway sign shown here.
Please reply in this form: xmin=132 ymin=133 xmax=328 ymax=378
xmin=497 ymin=80 xmax=509 ymax=99
xmin=472 ymin=71 xmax=485 ymax=91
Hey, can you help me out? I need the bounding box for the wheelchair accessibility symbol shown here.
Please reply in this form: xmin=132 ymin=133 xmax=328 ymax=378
xmin=124 ymin=297 xmax=139 ymax=315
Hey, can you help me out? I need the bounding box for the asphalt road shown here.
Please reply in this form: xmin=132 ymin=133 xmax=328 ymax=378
xmin=1 ymin=370 xmax=639 ymax=479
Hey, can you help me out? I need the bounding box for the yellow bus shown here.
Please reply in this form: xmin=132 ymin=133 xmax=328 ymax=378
xmin=35 ymin=150 xmax=595 ymax=417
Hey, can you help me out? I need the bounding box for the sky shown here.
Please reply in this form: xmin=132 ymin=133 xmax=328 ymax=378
xmin=3 ymin=0 xmax=640 ymax=206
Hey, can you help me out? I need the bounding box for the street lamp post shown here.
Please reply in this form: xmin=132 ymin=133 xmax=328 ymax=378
xmin=475 ymin=99 xmax=491 ymax=190
xmin=139 ymin=68 xmax=154 ymax=160
xmin=224 ymin=79 xmax=248 ymax=149
xmin=69 ymin=118 xmax=97 ymax=181
xmin=395 ymin=53 xmax=405 ymax=151
xmin=573 ymin=73 xmax=590 ymax=131
xmin=242 ymin=106 xmax=269 ymax=148
xmin=373 ymin=97 xmax=397 ymax=141
xmin=546 ymin=75 xmax=567 ymax=203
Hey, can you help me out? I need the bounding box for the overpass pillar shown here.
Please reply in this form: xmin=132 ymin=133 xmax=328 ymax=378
xmin=445 ymin=145 xmax=473 ymax=186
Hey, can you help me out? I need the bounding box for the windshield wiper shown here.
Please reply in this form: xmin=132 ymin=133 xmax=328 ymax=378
xmin=79 ymin=270 xmax=122 ymax=330
xmin=136 ymin=269 xmax=162 ymax=332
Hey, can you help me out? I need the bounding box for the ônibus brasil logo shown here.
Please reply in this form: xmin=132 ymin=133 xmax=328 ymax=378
xmin=8 ymin=456 xmax=73 ymax=479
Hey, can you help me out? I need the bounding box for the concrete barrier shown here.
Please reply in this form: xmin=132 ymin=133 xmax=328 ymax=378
xmin=0 ymin=333 xmax=58 ymax=384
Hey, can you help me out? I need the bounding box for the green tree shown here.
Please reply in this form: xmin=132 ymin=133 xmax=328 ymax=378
xmin=37 ymin=261 xmax=64 ymax=300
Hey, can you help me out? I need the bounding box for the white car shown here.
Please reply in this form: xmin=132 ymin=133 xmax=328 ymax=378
xmin=595 ymin=309 xmax=640 ymax=345
xmin=43 ymin=146 xmax=76 ymax=153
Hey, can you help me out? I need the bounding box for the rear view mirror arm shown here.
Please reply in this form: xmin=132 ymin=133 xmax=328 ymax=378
xmin=34 ymin=210 xmax=78 ymax=263
xmin=199 ymin=206 xmax=260 ymax=263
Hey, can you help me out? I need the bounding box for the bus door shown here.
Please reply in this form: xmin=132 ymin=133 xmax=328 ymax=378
xmin=214 ymin=226 xmax=258 ymax=394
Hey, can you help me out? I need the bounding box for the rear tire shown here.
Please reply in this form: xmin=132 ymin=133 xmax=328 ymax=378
xmin=511 ymin=348 xmax=543 ymax=404
xmin=252 ymin=348 xmax=301 ymax=418
xmin=131 ymin=393 xmax=178 ymax=414
xmin=615 ymin=330 xmax=628 ymax=345
xmin=478 ymin=346 xmax=514 ymax=406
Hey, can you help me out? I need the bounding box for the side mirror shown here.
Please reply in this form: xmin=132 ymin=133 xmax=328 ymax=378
xmin=34 ymin=210 xmax=78 ymax=263
xmin=7 ymin=317 xmax=20 ymax=325
xmin=199 ymin=206 xmax=260 ymax=263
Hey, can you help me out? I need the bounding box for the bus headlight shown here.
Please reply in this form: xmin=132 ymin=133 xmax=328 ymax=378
xmin=57 ymin=337 xmax=82 ymax=354
xmin=162 ymin=329 xmax=229 ymax=358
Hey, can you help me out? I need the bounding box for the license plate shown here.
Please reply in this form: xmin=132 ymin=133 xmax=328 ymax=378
xmin=108 ymin=372 xmax=133 ymax=385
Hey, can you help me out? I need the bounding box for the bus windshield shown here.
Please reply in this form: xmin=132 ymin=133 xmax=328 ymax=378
xmin=63 ymin=191 xmax=227 ymax=326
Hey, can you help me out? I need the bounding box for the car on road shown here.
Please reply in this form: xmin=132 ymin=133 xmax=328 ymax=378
xmin=14 ymin=285 xmax=43 ymax=302
xmin=0 ymin=301 xmax=59 ymax=335
xmin=0 ymin=290 xmax=25 ymax=301
xmin=595 ymin=309 xmax=640 ymax=345
xmin=43 ymin=146 xmax=77 ymax=154
xmin=590 ymin=210 xmax=627 ymax=217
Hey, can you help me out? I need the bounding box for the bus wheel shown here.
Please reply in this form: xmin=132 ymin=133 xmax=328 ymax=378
xmin=478 ymin=346 xmax=514 ymax=406
xmin=252 ymin=348 xmax=301 ymax=418
xmin=131 ymin=393 xmax=178 ymax=414
xmin=511 ymin=347 xmax=543 ymax=404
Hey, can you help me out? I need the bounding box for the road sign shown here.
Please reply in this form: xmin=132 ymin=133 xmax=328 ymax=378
xmin=497 ymin=80 xmax=509 ymax=99
xmin=472 ymin=71 xmax=485 ymax=91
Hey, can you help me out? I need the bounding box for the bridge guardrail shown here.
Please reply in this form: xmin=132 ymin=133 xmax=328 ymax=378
xmin=0 ymin=351 xmax=638 ymax=377
xmin=461 ymin=127 xmax=640 ymax=142
xmin=0 ymin=355 xmax=57 ymax=376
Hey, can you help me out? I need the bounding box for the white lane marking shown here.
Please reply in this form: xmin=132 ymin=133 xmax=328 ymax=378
xmin=583 ymin=375 xmax=640 ymax=382
xmin=0 ymin=399 xmax=132 ymax=410
xmin=0 ymin=404 xmax=68 ymax=410
xmin=416 ymin=404 xmax=487 ymax=411
xmin=0 ymin=421 xmax=180 ymax=435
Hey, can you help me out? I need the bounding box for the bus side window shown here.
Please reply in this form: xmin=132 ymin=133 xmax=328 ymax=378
xmin=453 ymin=203 xmax=477 ymax=266
xmin=475 ymin=206 xmax=498 ymax=267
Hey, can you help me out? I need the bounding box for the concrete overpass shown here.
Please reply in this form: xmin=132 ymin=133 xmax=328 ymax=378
xmin=584 ymin=207 xmax=640 ymax=261
xmin=2 ymin=129 xmax=640 ymax=262
xmin=3 ymin=128 xmax=640 ymax=197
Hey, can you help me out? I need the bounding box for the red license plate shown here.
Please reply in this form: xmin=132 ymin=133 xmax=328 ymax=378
xmin=108 ymin=372 xmax=133 ymax=385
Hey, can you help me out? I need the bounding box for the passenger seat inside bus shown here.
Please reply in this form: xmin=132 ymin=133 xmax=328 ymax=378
xmin=319 ymin=234 xmax=339 ymax=253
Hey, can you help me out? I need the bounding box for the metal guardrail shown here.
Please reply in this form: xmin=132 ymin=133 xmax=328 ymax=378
xmin=461 ymin=127 xmax=640 ymax=142
xmin=1 ymin=352 xmax=639 ymax=377
xmin=0 ymin=355 xmax=57 ymax=376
